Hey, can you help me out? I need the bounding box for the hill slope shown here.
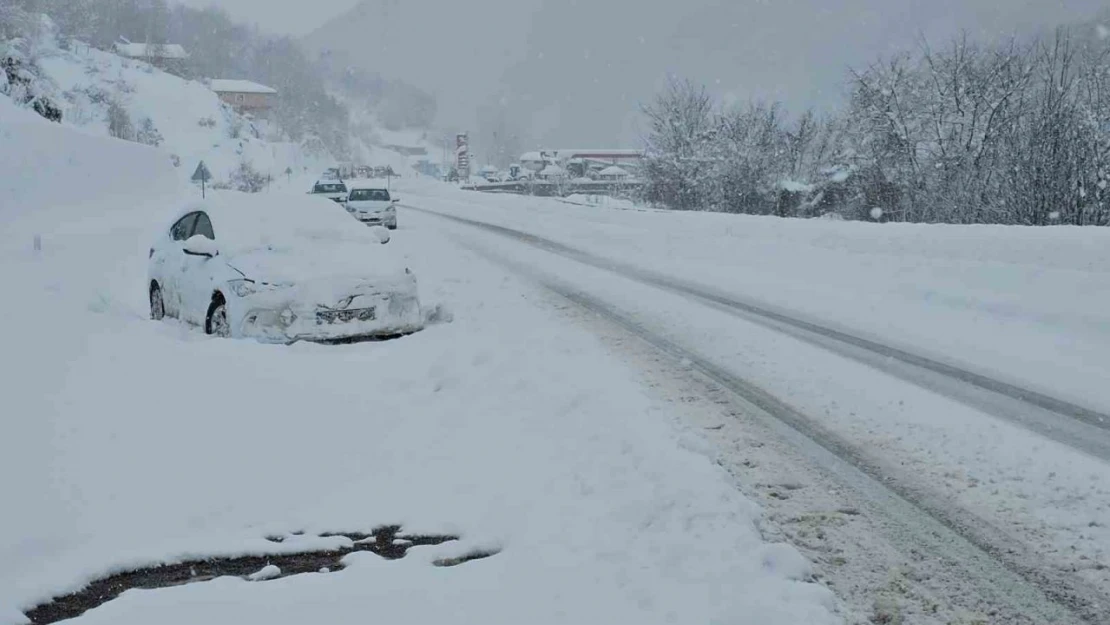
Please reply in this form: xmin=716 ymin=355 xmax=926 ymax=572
xmin=3 ymin=18 xmax=334 ymax=188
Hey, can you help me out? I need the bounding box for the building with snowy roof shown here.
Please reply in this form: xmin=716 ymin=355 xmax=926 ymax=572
xmin=208 ymin=80 xmax=278 ymax=114
xmin=520 ymin=148 xmax=645 ymax=176
xmin=599 ymin=165 xmax=631 ymax=180
xmin=114 ymin=42 xmax=190 ymax=60
xmin=113 ymin=40 xmax=190 ymax=74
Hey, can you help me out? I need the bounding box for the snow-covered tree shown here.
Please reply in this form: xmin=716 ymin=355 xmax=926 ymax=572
xmin=641 ymin=78 xmax=717 ymax=211
xmin=106 ymin=98 xmax=134 ymax=140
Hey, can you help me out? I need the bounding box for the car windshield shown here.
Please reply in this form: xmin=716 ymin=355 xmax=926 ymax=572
xmin=348 ymin=189 xmax=390 ymax=202
xmin=313 ymin=183 xmax=346 ymax=193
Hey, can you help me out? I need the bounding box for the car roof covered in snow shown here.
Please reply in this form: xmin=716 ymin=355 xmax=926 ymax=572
xmin=167 ymin=192 xmax=384 ymax=256
xmin=346 ymin=182 xmax=390 ymax=191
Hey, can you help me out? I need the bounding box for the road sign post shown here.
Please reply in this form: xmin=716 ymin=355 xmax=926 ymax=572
xmin=192 ymin=161 xmax=212 ymax=198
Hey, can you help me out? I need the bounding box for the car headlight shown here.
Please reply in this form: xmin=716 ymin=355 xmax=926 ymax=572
xmin=280 ymin=308 xmax=297 ymax=326
xmin=388 ymin=294 xmax=419 ymax=316
xmin=228 ymin=279 xmax=258 ymax=297
xmin=244 ymin=307 xmax=297 ymax=332
xmin=228 ymin=279 xmax=292 ymax=298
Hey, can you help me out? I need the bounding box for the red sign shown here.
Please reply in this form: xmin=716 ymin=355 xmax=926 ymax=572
xmin=456 ymin=133 xmax=470 ymax=178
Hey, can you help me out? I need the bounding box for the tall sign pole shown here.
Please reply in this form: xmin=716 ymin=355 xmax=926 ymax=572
xmin=456 ymin=132 xmax=470 ymax=181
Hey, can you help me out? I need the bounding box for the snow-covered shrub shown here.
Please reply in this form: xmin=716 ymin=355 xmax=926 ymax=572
xmin=224 ymin=108 xmax=244 ymax=139
xmin=81 ymin=84 xmax=109 ymax=105
xmin=136 ymin=117 xmax=163 ymax=147
xmin=1 ymin=46 xmax=62 ymax=123
xmin=227 ymin=160 xmax=268 ymax=193
xmin=106 ymin=99 xmax=134 ymax=141
xmin=198 ymin=116 xmax=216 ymax=129
xmin=31 ymin=94 xmax=61 ymax=121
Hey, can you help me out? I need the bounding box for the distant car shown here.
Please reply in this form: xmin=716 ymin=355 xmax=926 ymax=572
xmin=345 ymin=186 xmax=398 ymax=229
xmin=310 ymin=180 xmax=348 ymax=203
xmin=148 ymin=194 xmax=423 ymax=343
xmin=478 ymin=166 xmax=501 ymax=183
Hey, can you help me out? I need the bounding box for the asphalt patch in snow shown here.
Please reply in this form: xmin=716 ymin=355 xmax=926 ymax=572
xmin=23 ymin=527 xmax=498 ymax=625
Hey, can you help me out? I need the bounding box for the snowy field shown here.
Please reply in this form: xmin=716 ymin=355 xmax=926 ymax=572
xmin=0 ymin=109 xmax=837 ymax=623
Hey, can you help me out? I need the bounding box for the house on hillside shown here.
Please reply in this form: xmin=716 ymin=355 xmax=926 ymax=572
xmin=208 ymin=80 xmax=277 ymax=115
xmin=598 ymin=165 xmax=631 ymax=181
xmin=537 ymin=164 xmax=567 ymax=180
xmin=113 ymin=39 xmax=190 ymax=74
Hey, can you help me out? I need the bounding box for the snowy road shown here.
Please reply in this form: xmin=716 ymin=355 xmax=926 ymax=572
xmin=406 ymin=204 xmax=1110 ymax=461
xmin=399 ymin=187 xmax=1110 ymax=624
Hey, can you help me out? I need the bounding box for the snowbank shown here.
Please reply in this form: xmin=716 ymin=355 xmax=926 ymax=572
xmin=0 ymin=96 xmax=182 ymax=222
xmin=562 ymin=193 xmax=642 ymax=211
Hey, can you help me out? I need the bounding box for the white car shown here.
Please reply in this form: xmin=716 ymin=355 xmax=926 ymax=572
xmin=345 ymin=185 xmax=398 ymax=229
xmin=310 ymin=180 xmax=348 ymax=204
xmin=148 ymin=194 xmax=423 ymax=343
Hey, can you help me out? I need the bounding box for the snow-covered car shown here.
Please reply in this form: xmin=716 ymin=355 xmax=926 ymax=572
xmin=345 ymin=185 xmax=398 ymax=229
xmin=310 ymin=180 xmax=348 ymax=203
xmin=148 ymin=194 xmax=423 ymax=343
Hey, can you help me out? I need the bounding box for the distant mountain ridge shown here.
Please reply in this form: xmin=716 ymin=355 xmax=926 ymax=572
xmin=304 ymin=0 xmax=1109 ymax=158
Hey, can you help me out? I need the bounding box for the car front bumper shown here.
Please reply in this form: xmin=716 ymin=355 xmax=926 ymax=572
xmin=355 ymin=211 xmax=396 ymax=227
xmin=234 ymin=282 xmax=423 ymax=343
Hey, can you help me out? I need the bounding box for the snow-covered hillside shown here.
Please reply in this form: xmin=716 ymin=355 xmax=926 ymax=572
xmin=1 ymin=18 xmax=336 ymax=187
xmin=2 ymin=15 xmax=445 ymax=193
xmin=340 ymin=91 xmax=445 ymax=174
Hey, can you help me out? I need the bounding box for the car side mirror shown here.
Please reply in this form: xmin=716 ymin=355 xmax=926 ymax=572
xmin=392 ymin=197 xmax=400 ymax=204
xmin=368 ymin=225 xmax=391 ymax=245
xmin=182 ymin=234 xmax=219 ymax=258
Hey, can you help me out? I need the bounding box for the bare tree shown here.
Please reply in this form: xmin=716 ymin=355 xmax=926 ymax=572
xmin=641 ymin=78 xmax=716 ymax=210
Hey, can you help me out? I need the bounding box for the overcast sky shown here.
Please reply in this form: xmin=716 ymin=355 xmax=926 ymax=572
xmin=182 ymin=0 xmax=1108 ymax=150
xmin=176 ymin=0 xmax=362 ymax=35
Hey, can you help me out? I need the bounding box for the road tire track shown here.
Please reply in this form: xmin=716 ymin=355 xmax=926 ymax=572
xmin=405 ymin=204 xmax=1110 ymax=462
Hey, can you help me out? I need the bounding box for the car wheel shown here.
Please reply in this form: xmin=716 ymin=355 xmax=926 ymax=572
xmin=206 ymin=296 xmax=230 ymax=338
xmin=150 ymin=283 xmax=165 ymax=321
